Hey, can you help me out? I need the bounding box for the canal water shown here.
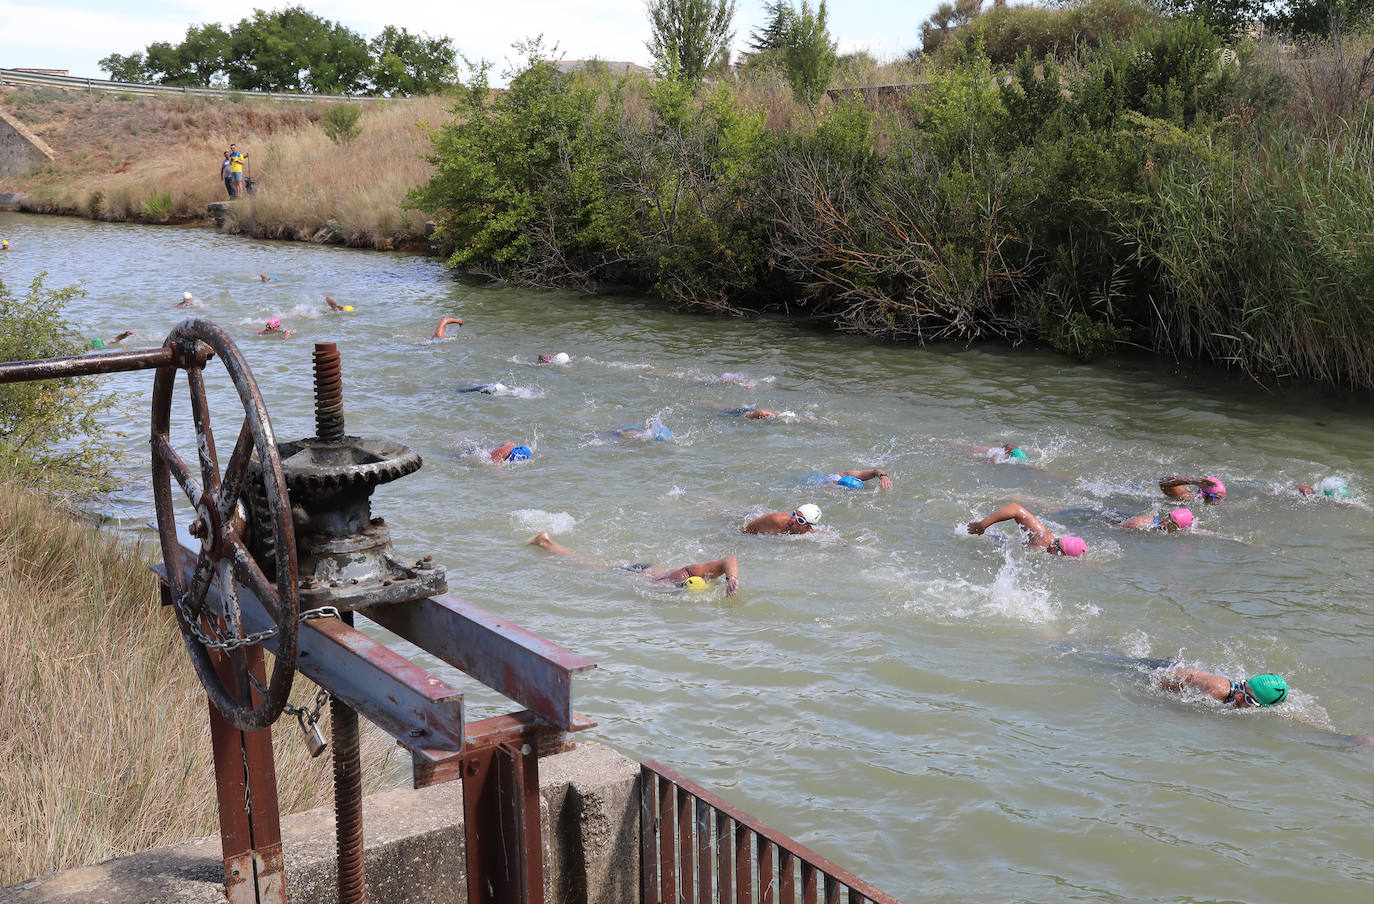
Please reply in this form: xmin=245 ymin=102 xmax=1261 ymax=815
xmin=3 ymin=212 xmax=1372 ymax=903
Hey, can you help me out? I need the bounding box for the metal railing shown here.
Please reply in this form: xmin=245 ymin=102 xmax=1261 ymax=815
xmin=0 ymin=67 xmax=378 ymax=103
xmin=640 ymin=761 xmax=903 ymax=904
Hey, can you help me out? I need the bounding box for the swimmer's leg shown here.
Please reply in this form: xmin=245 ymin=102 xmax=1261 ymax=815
xmin=527 ymin=531 xmax=577 ymax=556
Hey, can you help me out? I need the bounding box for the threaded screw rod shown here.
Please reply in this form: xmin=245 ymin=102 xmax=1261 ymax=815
xmin=312 ymin=343 xmax=345 ymax=443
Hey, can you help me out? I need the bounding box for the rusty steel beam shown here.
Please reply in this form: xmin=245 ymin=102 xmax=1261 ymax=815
xmin=363 ymin=593 xmax=595 ymax=730
xmin=409 ymin=709 xmax=595 ymax=789
xmin=0 ymin=346 xmax=176 ymax=383
xmin=461 ymin=741 xmax=544 ymax=904
xmin=156 ymin=528 xmax=466 ymax=750
xmin=197 ymin=589 xmax=287 ymax=904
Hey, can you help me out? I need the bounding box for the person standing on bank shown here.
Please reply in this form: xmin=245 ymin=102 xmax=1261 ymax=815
xmin=220 ymin=151 xmax=234 ymax=199
xmin=228 ymin=144 xmax=248 ymax=197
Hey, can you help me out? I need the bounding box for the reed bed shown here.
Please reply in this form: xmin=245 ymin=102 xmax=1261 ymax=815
xmin=0 ymin=479 xmax=401 ymax=886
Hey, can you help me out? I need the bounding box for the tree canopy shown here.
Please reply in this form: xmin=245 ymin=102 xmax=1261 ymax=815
xmin=645 ymin=0 xmax=738 ymax=83
xmin=98 ymin=6 xmax=456 ymax=96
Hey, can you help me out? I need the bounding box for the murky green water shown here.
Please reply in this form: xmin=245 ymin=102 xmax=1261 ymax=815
xmin=4 ymin=212 xmax=1373 ymax=903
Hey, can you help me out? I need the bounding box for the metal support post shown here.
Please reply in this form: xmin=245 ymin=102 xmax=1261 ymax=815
xmin=461 ymin=735 xmax=545 ymax=904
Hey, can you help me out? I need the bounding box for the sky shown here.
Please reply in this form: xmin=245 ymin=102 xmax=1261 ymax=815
xmin=0 ymin=1 xmax=941 ymax=82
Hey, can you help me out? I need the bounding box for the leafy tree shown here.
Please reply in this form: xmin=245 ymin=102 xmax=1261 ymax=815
xmin=99 ymin=52 xmax=148 ymax=83
xmin=646 ymin=0 xmax=738 ymax=83
xmin=0 ymin=276 xmax=113 ymax=494
xmin=1154 ymin=0 xmax=1266 ymax=36
xmin=369 ymin=26 xmax=457 ymax=95
xmin=1268 ymin=0 xmax=1374 ymax=36
xmin=784 ymin=1 xmax=838 ymax=109
xmin=224 ymin=7 xmax=370 ymax=93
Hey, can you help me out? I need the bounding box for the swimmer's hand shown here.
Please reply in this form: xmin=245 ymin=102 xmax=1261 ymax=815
xmin=725 ymin=575 xmax=738 ymax=597
xmin=877 ymin=474 xmax=893 ymax=490
xmin=966 ymin=521 xmax=986 ymax=535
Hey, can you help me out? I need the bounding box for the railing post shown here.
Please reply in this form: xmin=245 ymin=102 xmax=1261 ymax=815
xmin=461 ymin=737 xmax=544 ymax=904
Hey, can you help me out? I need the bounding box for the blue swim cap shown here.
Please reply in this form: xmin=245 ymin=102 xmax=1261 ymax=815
xmin=1008 ymin=448 xmax=1029 ymax=461
xmin=836 ymin=475 xmax=864 ymax=489
xmin=652 ymin=424 xmax=673 ymax=441
xmin=506 ymin=445 xmax=532 ymax=461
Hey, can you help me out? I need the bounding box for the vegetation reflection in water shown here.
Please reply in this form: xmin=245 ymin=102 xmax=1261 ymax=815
xmin=4 ymin=211 xmax=1373 ymax=903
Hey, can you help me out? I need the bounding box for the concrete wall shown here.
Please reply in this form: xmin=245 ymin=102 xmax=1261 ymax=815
xmin=0 ymin=108 xmax=55 ymax=178
xmin=0 ymin=742 xmax=642 ymax=904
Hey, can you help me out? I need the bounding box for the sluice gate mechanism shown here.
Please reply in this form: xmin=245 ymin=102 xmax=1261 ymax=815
xmin=0 ymin=319 xmax=900 ymax=904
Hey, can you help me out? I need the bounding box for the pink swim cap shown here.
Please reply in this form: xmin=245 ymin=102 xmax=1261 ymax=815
xmin=267 ymin=317 xmax=281 ymax=329
xmin=1057 ymin=536 xmax=1087 ymax=557
xmin=1169 ymin=508 xmax=1194 ymax=529
xmin=1200 ymin=477 xmax=1226 ymax=496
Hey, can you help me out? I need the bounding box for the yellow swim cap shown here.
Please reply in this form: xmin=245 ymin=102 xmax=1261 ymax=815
xmin=682 ymin=576 xmax=708 ymax=591
xmin=343 ymin=305 xmax=354 ymax=311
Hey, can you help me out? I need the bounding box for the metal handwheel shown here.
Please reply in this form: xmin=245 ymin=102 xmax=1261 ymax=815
xmin=150 ymin=318 xmax=299 ymax=731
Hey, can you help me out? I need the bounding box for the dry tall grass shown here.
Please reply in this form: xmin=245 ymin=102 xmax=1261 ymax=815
xmin=3 ymin=89 xmax=451 ymax=250
xmin=0 ymin=479 xmax=402 ymax=886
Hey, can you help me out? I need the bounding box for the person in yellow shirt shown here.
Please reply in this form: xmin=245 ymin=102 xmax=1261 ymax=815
xmin=228 ymin=143 xmax=248 ymax=197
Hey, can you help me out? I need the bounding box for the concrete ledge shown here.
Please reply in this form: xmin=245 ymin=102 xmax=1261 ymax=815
xmin=1 ymin=742 xmax=641 ymax=904
xmin=0 ymin=108 xmax=55 ymax=178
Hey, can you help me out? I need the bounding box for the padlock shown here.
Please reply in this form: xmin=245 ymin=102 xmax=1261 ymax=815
xmin=300 ymin=716 xmax=328 ymax=758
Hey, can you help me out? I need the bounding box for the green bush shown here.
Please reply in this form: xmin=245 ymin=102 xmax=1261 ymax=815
xmin=321 ymin=103 xmax=363 ymax=143
xmin=0 ymin=276 xmax=114 ymax=494
xmin=141 ymin=192 xmax=174 ymax=219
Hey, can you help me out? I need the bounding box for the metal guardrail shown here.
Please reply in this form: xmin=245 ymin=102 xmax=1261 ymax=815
xmin=0 ymin=67 xmax=378 ymax=103
xmin=640 ymin=761 xmax=903 ymax=904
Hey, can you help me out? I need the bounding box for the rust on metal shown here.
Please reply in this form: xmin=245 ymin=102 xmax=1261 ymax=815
xmin=0 ymin=345 xmax=176 ymax=383
xmin=641 ymin=761 xmax=903 ymax=904
xmin=460 ymin=743 xmax=544 ymax=904
xmin=157 ymin=535 xmax=467 ymax=751
xmin=204 ymin=613 xmax=286 ymax=904
xmin=678 ymin=785 xmax=695 ymax=904
xmin=410 ymin=709 xmax=594 ymax=789
xmin=364 ymin=592 xmax=594 ymax=730
xmin=311 ymin=342 xmax=345 ymax=442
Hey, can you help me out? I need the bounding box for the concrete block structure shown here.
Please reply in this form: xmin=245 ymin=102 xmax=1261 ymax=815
xmin=0 ymin=743 xmax=642 ymax=904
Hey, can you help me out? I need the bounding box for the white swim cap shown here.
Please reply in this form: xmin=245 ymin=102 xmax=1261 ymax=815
xmin=795 ymin=503 xmax=822 ymax=525
xmin=183 ymin=291 xmax=193 ymax=300
xmin=552 ymin=352 xmax=570 ymax=365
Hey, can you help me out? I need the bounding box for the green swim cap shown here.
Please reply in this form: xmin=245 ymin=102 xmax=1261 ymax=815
xmin=1008 ymin=448 xmax=1028 ymax=461
xmin=1246 ymin=674 xmax=1288 ymax=707
xmin=1324 ymin=486 xmax=1351 ymax=498
xmin=90 ymin=338 xmax=105 ymax=349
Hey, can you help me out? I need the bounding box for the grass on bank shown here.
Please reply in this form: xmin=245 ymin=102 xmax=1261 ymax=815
xmin=1 ymin=88 xmax=449 ymax=249
xmin=0 ymin=478 xmax=402 ymax=887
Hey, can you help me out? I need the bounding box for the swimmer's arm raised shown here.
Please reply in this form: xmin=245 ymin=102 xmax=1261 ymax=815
xmin=968 ymin=503 xmax=1050 ymax=546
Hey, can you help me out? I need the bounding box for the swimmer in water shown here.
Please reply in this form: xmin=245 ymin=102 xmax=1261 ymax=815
xmin=259 ymin=273 xmax=279 ymax=282
xmin=89 ymin=331 xmax=135 ymax=350
xmin=432 ymin=317 xmax=464 ymax=340
xmin=174 ymin=291 xmax=199 ymax=307
xmin=526 ymin=531 xmax=739 ymax=596
xmin=488 ymin=441 xmax=533 ymax=463
xmin=537 ymin=352 xmax=571 ymax=365
xmin=722 ymin=407 xmax=780 ymax=419
xmin=460 ymin=382 xmax=508 ymax=395
xmin=615 ymin=419 xmax=674 ymax=441
xmin=966 ymin=502 xmax=1087 ymax=556
xmin=742 ymin=504 xmax=822 ymax=535
xmin=258 ymin=317 xmax=292 ymax=339
xmin=1119 ymin=507 xmax=1194 ymax=532
xmin=820 ymin=469 xmax=893 ymax=490
xmin=1 ymin=240 xmax=8 ymax=251
xmin=973 ymin=442 xmax=1030 ymax=462
xmin=1160 ymin=475 xmax=1226 ymax=504
xmin=1297 ymin=477 xmax=1353 ymax=500
xmin=325 ymin=296 xmax=354 ymax=312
